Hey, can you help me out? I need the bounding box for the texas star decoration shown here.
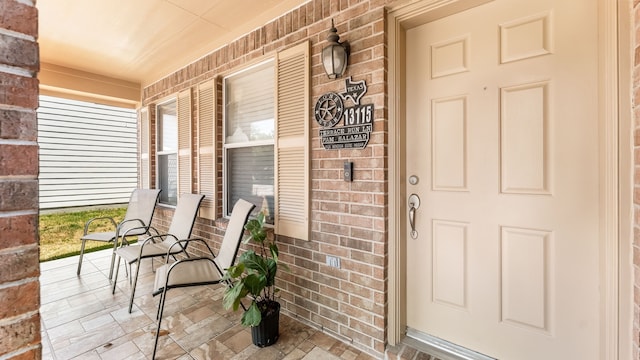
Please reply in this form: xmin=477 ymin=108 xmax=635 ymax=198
xmin=314 ymin=92 xmax=344 ymax=128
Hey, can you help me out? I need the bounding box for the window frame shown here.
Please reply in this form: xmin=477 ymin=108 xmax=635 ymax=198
xmin=155 ymin=97 xmax=178 ymax=207
xmin=222 ymin=59 xmax=276 ymax=221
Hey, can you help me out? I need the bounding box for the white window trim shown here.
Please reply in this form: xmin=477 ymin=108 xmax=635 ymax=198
xmin=155 ymin=97 xmax=178 ymax=207
xmin=221 ymin=59 xmax=275 ymax=219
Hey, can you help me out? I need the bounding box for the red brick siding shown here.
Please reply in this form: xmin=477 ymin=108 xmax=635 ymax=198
xmin=0 ymin=0 xmax=41 ymax=358
xmin=143 ymin=0 xmax=387 ymax=355
xmin=141 ymin=0 xmax=640 ymax=358
xmin=0 ymin=73 xmax=38 ymax=109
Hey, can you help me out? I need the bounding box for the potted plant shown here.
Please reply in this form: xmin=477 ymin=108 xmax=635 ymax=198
xmin=222 ymin=211 xmax=287 ymax=347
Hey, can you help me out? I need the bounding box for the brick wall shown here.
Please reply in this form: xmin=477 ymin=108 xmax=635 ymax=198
xmin=143 ymin=0 xmax=388 ymax=356
xmin=0 ymin=0 xmax=41 ymax=359
xmin=141 ymin=0 xmax=640 ymax=358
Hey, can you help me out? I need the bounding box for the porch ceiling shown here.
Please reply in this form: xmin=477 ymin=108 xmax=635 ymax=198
xmin=38 ymin=0 xmax=309 ymax=87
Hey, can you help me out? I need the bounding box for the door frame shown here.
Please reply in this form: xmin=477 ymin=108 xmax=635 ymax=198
xmin=386 ymin=1 xmax=633 ymax=359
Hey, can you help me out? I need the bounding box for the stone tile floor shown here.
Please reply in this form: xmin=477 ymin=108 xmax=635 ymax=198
xmin=40 ymin=249 xmax=441 ymax=360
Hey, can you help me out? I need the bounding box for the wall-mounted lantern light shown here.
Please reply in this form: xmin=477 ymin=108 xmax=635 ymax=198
xmin=321 ymin=20 xmax=350 ymax=79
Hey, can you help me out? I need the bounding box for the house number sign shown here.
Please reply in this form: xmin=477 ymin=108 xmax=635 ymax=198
xmin=315 ymin=77 xmax=373 ymax=150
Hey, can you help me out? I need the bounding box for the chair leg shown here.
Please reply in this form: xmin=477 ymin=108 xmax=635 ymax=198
xmin=108 ymin=240 xmax=119 ymax=280
xmin=121 ymin=237 xmax=130 ymax=278
xmin=156 ymin=287 xmax=167 ymax=320
xmin=128 ymin=260 xmax=141 ymax=313
xmin=111 ymin=256 xmax=121 ymax=294
xmin=152 ymin=289 xmax=167 ymax=360
xmin=77 ymin=240 xmax=86 ymax=276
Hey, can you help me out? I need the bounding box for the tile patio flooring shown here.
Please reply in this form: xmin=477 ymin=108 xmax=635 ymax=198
xmin=39 ymin=249 xmax=441 ymax=360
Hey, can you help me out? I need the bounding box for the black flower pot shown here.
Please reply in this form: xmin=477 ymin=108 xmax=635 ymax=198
xmin=251 ymin=302 xmax=280 ymax=347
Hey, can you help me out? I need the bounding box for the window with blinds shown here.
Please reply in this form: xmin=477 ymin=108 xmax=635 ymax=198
xmin=223 ymin=60 xmax=275 ymax=223
xmin=157 ymin=99 xmax=178 ymax=205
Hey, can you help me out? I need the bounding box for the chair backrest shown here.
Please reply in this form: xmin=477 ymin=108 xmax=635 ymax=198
xmin=214 ymin=199 xmax=256 ymax=270
xmin=165 ymin=193 xmax=205 ymax=242
xmin=120 ymin=189 xmax=161 ymax=233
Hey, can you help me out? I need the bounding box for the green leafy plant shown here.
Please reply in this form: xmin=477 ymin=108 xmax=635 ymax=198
xmin=223 ymin=212 xmax=288 ymax=327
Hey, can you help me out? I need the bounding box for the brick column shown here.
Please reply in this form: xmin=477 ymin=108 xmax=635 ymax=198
xmin=0 ymin=0 xmax=41 ymax=359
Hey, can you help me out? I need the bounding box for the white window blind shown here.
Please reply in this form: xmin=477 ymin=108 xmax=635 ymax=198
xmin=157 ymin=99 xmax=178 ymax=205
xmin=225 ymin=65 xmax=274 ymax=144
xmin=223 ymin=61 xmax=275 ymax=223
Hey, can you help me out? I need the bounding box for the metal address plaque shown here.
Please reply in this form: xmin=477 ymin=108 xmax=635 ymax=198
xmin=314 ymin=77 xmax=373 ymax=150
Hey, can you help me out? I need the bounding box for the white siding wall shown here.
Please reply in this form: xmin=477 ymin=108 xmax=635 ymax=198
xmin=38 ymin=95 xmax=138 ymax=209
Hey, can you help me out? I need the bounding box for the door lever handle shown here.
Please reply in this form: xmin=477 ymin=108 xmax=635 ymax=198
xmin=408 ymin=194 xmax=420 ymax=239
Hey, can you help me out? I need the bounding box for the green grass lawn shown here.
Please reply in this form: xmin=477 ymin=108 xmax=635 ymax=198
xmin=39 ymin=207 xmax=127 ymax=262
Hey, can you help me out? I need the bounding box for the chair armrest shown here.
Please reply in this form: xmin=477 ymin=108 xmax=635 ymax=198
xmin=147 ymin=226 xmax=160 ymax=237
xmin=140 ymin=233 xmax=173 ymax=247
xmin=118 ymin=218 xmax=146 ymax=227
xmin=116 ymin=218 xmax=147 ymax=235
xmin=83 ymin=216 xmax=117 ymax=235
xmin=118 ymin=225 xmax=154 ymax=246
xmin=164 ymin=238 xmax=217 ymax=264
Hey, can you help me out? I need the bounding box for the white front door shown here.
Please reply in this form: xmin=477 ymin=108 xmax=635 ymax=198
xmin=405 ymin=0 xmax=601 ymax=359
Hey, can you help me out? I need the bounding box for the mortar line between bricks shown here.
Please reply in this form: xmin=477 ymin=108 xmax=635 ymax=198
xmin=0 ymin=276 xmax=38 ymax=291
xmin=0 ymin=139 xmax=37 ymax=146
xmin=0 ymin=63 xmax=34 ymax=78
xmin=0 ymin=244 xmax=38 ymax=258
xmin=0 ymin=27 xmax=35 ymax=42
xmin=0 ymin=344 xmax=41 ymax=360
xmin=0 ymin=209 xmax=37 ymax=217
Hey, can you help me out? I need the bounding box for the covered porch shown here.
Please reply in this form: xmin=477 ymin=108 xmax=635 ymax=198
xmin=39 ymin=248 xmax=428 ymax=360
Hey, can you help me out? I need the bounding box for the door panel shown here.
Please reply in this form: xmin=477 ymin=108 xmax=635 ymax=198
xmin=405 ymin=1 xmax=600 ymax=359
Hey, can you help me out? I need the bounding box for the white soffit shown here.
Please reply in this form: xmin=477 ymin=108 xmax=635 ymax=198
xmin=38 ymin=0 xmax=309 ymax=86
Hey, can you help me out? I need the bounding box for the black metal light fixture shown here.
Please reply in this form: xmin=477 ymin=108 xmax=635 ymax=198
xmin=322 ymin=20 xmax=350 ymax=79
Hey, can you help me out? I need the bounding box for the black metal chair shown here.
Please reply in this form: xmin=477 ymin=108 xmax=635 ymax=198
xmin=150 ymin=198 xmax=255 ymax=359
xmin=77 ymin=189 xmax=161 ymax=279
xmin=111 ymin=193 xmax=205 ymax=313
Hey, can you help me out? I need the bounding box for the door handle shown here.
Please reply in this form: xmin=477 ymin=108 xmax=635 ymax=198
xmin=408 ymin=194 xmax=420 ymax=239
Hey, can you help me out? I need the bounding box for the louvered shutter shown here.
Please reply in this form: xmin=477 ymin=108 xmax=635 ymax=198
xmin=177 ymin=90 xmax=192 ymax=195
xmin=139 ymin=106 xmax=151 ymax=189
xmin=198 ymin=81 xmax=216 ymax=219
xmin=275 ymin=41 xmax=310 ymax=240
